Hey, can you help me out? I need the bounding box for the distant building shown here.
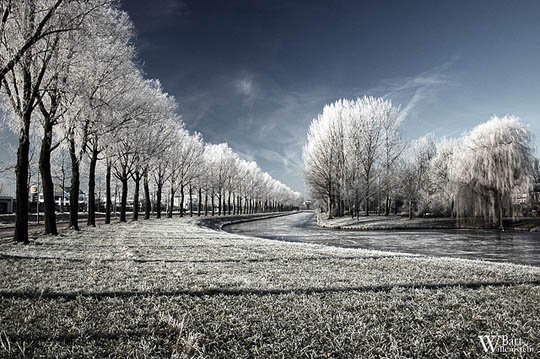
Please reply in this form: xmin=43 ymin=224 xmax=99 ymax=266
xmin=0 ymin=196 xmax=14 ymax=214
xmin=31 ymin=191 xmax=70 ymax=205
xmin=61 ymin=187 xmax=86 ymax=203
xmin=511 ymin=159 xmax=540 ymax=216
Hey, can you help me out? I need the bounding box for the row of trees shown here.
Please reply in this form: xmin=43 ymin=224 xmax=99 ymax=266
xmin=304 ymin=96 xmax=537 ymax=229
xmin=0 ymin=0 xmax=301 ymax=243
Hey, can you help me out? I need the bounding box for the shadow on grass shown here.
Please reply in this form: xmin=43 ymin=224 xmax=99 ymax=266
xmin=0 ymin=252 xmax=406 ymax=264
xmin=4 ymin=328 xmax=168 ymax=344
xmin=1 ymin=280 xmax=539 ymax=301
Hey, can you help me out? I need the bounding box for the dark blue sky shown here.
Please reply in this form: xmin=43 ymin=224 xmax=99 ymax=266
xmin=121 ymin=0 xmax=540 ymax=192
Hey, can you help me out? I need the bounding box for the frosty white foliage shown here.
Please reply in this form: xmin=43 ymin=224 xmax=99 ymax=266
xmin=398 ymin=135 xmax=436 ymax=218
xmin=304 ymin=96 xmax=537 ymax=225
xmin=451 ymin=115 xmax=535 ymax=227
xmin=199 ymin=143 xmax=301 ymax=211
xmin=303 ymin=96 xmax=402 ymax=217
xmin=427 ymin=137 xmax=461 ymax=215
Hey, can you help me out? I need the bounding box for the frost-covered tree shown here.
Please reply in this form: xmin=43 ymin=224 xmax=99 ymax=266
xmin=1 ymin=3 xmax=63 ymax=240
xmin=427 ymin=137 xmax=460 ymax=216
xmin=235 ymin=159 xmax=254 ymax=214
xmin=110 ymin=78 xmax=171 ymax=222
xmin=0 ymin=0 xmax=114 ymax=241
xmin=303 ymin=96 xmax=402 ymax=218
xmin=452 ymin=115 xmax=535 ymax=229
xmin=0 ymin=0 xmax=74 ymax=86
xmin=343 ymin=97 xmax=385 ymax=216
xmin=243 ymin=160 xmax=264 ymax=214
xmin=203 ymin=143 xmax=237 ymax=216
xmin=128 ymin=82 xmax=176 ymax=222
xmin=176 ymin=133 xmax=204 ymax=216
xmin=173 ymin=130 xmax=204 ymax=217
xmin=164 ymin=125 xmax=185 ymax=218
xmin=150 ymin=118 xmax=177 ymax=219
xmin=303 ymin=102 xmax=344 ymax=218
xmin=79 ymin=9 xmax=137 ymax=226
xmin=35 ymin=3 xmax=130 ymax=231
xmin=398 ymin=135 xmax=436 ymax=219
xmin=380 ymin=106 xmax=404 ymax=215
xmin=50 ymin=144 xmax=69 ymax=212
xmin=142 ymin=116 xmax=176 ymax=220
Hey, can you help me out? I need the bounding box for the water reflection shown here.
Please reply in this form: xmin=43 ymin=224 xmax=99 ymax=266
xmin=225 ymin=212 xmax=540 ymax=267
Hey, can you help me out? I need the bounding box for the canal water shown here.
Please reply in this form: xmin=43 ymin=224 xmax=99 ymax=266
xmin=224 ymin=211 xmax=540 ymax=267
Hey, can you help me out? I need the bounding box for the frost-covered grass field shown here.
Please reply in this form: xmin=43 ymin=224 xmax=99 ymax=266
xmin=1 ymin=216 xmax=539 ymax=357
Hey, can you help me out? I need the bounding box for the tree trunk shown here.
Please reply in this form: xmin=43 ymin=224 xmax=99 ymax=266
xmin=14 ymin=117 xmax=31 ymax=243
xmin=144 ymin=169 xmax=151 ymax=220
xmin=211 ymin=193 xmax=215 ymax=216
xmin=198 ymin=188 xmax=202 ymax=216
xmin=365 ymin=185 xmax=370 ymax=217
xmin=68 ymin=137 xmax=80 ymax=230
xmin=218 ymin=192 xmax=222 ymax=215
xmin=120 ymin=175 xmax=128 ymax=222
xmin=204 ymin=191 xmax=208 ymax=216
xmin=189 ymin=185 xmax=193 ymax=217
xmin=87 ymin=144 xmax=98 ymax=227
xmin=385 ymin=195 xmax=390 ymax=216
xmin=327 ymin=192 xmax=333 ymax=219
xmin=228 ymin=192 xmax=232 ymax=215
xmin=168 ymin=186 xmax=175 ymax=218
xmin=132 ymin=172 xmax=140 ymax=221
xmin=408 ymin=200 xmax=413 ymax=220
xmin=156 ymin=182 xmax=163 ymax=218
xmin=239 ymin=197 xmax=242 ymax=214
xmin=179 ymin=183 xmax=185 ymax=217
xmin=222 ymin=193 xmax=226 ymax=215
xmin=39 ymin=120 xmax=58 ymax=235
xmin=105 ymin=160 xmax=112 ymax=224
xmin=498 ymin=192 xmax=504 ymax=231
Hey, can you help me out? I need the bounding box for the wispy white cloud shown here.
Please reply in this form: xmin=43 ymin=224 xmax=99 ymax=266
xmin=396 ymin=86 xmax=429 ymax=124
xmin=235 ymin=78 xmax=254 ymax=97
xmin=372 ymin=59 xmax=459 ymax=124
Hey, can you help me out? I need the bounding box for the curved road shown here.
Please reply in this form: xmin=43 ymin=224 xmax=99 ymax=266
xmin=225 ymin=211 xmax=540 ymax=267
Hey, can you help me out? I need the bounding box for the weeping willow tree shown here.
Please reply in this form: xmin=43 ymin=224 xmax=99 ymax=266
xmin=452 ymin=115 xmax=535 ymax=230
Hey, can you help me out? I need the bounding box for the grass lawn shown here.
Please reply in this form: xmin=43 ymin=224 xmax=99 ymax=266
xmin=0 ymin=216 xmax=539 ymax=357
xmin=318 ymin=214 xmax=540 ymax=231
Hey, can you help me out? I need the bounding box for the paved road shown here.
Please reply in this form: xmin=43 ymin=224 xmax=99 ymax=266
xmin=225 ymin=211 xmax=540 ymax=267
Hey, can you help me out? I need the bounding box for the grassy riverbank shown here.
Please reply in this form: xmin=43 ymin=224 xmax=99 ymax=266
xmin=318 ymin=214 xmax=540 ymax=232
xmin=0 ymin=216 xmax=539 ymax=357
